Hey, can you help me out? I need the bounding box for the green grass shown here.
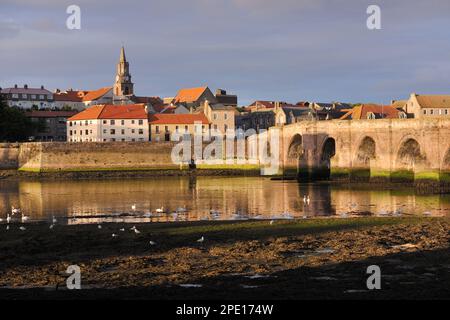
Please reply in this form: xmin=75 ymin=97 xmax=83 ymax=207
xmin=391 ymin=170 xmax=414 ymax=182
xmin=415 ymin=171 xmax=440 ymax=182
xmin=150 ymin=216 xmax=427 ymax=240
xmin=18 ymin=166 xmax=185 ymax=173
xmin=196 ymin=164 xmax=261 ymax=171
xmin=370 ymin=169 xmax=391 ymax=179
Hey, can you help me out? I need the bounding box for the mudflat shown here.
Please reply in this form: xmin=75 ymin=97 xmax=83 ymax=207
xmin=0 ymin=217 xmax=448 ymax=300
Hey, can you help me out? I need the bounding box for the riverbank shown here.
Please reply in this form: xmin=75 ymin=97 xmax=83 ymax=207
xmin=0 ymin=217 xmax=448 ymax=299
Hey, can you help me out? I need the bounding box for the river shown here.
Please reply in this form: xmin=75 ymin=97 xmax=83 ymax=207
xmin=0 ymin=176 xmax=448 ymax=224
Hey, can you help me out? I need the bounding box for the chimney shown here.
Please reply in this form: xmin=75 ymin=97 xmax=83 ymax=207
xmin=14 ymin=84 xmax=18 ymax=89
xmin=24 ymin=84 xmax=28 ymax=89
xmin=41 ymin=85 xmax=44 ymax=90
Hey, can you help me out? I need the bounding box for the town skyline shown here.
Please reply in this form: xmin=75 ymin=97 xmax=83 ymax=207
xmin=1 ymin=0 xmax=450 ymax=105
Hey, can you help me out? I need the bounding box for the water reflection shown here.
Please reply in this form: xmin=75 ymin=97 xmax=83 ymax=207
xmin=0 ymin=177 xmax=448 ymax=224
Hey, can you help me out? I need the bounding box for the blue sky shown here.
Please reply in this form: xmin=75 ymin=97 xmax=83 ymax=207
xmin=1 ymin=0 xmax=450 ymax=105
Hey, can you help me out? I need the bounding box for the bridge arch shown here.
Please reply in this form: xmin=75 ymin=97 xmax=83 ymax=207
xmin=286 ymin=134 xmax=306 ymax=178
xmin=318 ymin=137 xmax=336 ymax=179
xmin=441 ymin=147 xmax=450 ymax=170
xmin=395 ymin=138 xmax=427 ymax=181
xmin=354 ymin=136 xmax=376 ymax=180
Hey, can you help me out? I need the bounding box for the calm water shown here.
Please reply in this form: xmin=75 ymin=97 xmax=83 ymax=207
xmin=0 ymin=177 xmax=448 ymax=224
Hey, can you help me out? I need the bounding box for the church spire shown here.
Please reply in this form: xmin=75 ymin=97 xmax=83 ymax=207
xmin=120 ymin=46 xmax=126 ymax=62
xmin=114 ymin=46 xmax=134 ymax=97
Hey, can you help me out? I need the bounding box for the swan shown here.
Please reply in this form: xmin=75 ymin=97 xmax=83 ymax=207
xmin=197 ymin=236 xmax=204 ymax=243
xmin=155 ymin=206 xmax=165 ymax=214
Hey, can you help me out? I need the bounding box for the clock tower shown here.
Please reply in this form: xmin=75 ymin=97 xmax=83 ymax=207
xmin=114 ymin=46 xmax=134 ymax=96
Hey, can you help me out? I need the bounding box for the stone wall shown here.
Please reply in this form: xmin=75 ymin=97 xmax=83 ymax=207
xmin=0 ymin=143 xmax=19 ymax=169
xmin=17 ymin=142 xmax=181 ymax=172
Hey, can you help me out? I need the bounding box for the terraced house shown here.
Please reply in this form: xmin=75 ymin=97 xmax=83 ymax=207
xmin=67 ymin=104 xmax=149 ymax=142
xmin=0 ymin=84 xmax=53 ymax=109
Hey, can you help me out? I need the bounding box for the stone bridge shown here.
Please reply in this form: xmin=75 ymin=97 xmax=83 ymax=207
xmin=276 ymin=118 xmax=450 ymax=184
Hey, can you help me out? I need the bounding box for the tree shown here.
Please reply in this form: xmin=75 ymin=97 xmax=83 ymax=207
xmin=0 ymin=95 xmax=38 ymax=142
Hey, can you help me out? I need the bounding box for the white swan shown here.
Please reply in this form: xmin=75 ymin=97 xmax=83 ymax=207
xmin=155 ymin=206 xmax=165 ymax=214
xmin=21 ymin=214 xmax=29 ymax=223
xmin=11 ymin=207 xmax=21 ymax=215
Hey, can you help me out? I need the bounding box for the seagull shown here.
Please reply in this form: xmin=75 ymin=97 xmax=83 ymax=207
xmin=52 ymin=216 xmax=57 ymax=224
xmin=6 ymin=225 xmax=9 ymax=231
xmin=119 ymin=228 xmax=125 ymax=232
xmin=270 ymin=220 xmax=275 ymax=225
xmin=112 ymin=233 xmax=118 ymax=238
xmin=176 ymin=206 xmax=187 ymax=213
xmin=6 ymin=214 xmax=11 ymax=224
xmin=0 ymin=218 xmax=3 ymax=222
xmin=131 ymin=204 xmax=137 ymax=211
xmin=149 ymin=241 xmax=156 ymax=246
xmin=134 ymin=228 xmax=141 ymax=234
xmin=49 ymin=224 xmax=55 ymax=230
xmin=21 ymin=214 xmax=29 ymax=223
xmin=98 ymin=225 xmax=102 ymax=229
xmin=11 ymin=207 xmax=21 ymax=215
xmin=197 ymin=236 xmax=204 ymax=243
xmin=155 ymin=206 xmax=165 ymax=214
xmin=19 ymin=226 xmax=26 ymax=231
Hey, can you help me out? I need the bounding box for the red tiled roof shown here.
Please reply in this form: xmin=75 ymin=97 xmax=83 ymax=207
xmin=54 ymin=90 xmax=89 ymax=102
xmin=68 ymin=104 xmax=147 ymax=121
xmin=173 ymin=87 xmax=208 ymax=104
xmin=340 ymin=104 xmax=401 ymax=120
xmin=26 ymin=110 xmax=78 ymax=118
xmin=148 ymin=113 xmax=210 ymax=125
xmin=82 ymin=87 xmax=112 ymax=102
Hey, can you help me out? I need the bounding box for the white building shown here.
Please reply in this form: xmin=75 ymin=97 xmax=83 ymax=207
xmin=0 ymin=84 xmax=54 ymax=109
xmin=53 ymin=87 xmax=113 ymax=110
xmin=67 ymin=104 xmax=149 ymax=142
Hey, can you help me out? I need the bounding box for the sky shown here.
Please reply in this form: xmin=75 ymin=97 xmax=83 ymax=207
xmin=1 ymin=0 xmax=450 ymax=106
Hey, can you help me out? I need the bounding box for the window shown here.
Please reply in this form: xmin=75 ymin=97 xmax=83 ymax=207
xmin=139 ymin=129 xmax=144 ymax=135
xmin=155 ymin=126 xmax=160 ymax=134
xmin=139 ymin=120 xmax=144 ymax=125
xmin=111 ymin=120 xmax=115 ymax=125
xmin=111 ymin=138 xmax=116 ymax=142
xmin=103 ymin=120 xmax=107 ymax=124
xmin=430 ymin=109 xmax=434 ymax=115
xmin=131 ymin=120 xmax=135 ymax=124
xmin=121 ymin=129 xmax=125 ymax=135
xmin=175 ymin=126 xmax=179 ymax=133
xmin=446 ymin=110 xmax=449 ymax=115
xmin=185 ymin=126 xmax=188 ymax=133
xmin=69 ymin=130 xmax=72 ymax=136
xmin=85 ymin=130 xmax=89 ymax=135
xmin=69 ymin=122 xmax=72 ymax=127
xmin=224 ymin=113 xmax=228 ymax=120
xmin=103 ymin=129 xmax=107 ymax=134
xmin=85 ymin=121 xmax=88 ymax=126
xmin=224 ymin=124 xmax=228 ymax=132
xmin=110 ymin=129 xmax=116 ymax=135
xmin=121 ymin=120 xmax=125 ymax=125
xmin=213 ymin=114 xmax=218 ymax=120
xmin=423 ymin=110 xmax=427 ymax=115
xmin=22 ymin=94 xmax=27 ymax=99
xmin=90 ymin=130 xmax=93 ymax=134
xmin=121 ymin=139 xmax=125 ymax=142
xmin=31 ymin=95 xmax=36 ymax=99
xmin=39 ymin=95 xmax=44 ymax=100
xmin=165 ymin=126 xmax=169 ymax=132
xmin=131 ymin=129 xmax=135 ymax=134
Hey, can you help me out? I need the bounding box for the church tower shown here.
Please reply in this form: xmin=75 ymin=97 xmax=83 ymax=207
xmin=114 ymin=46 xmax=134 ymax=96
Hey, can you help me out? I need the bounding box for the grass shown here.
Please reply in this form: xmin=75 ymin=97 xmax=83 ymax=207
xmin=18 ymin=166 xmax=185 ymax=173
xmin=196 ymin=164 xmax=261 ymax=171
xmin=146 ymin=216 xmax=427 ymax=240
xmin=415 ymin=171 xmax=440 ymax=182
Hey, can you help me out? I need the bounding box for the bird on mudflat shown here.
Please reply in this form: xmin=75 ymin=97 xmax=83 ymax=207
xmin=197 ymin=236 xmax=205 ymax=243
